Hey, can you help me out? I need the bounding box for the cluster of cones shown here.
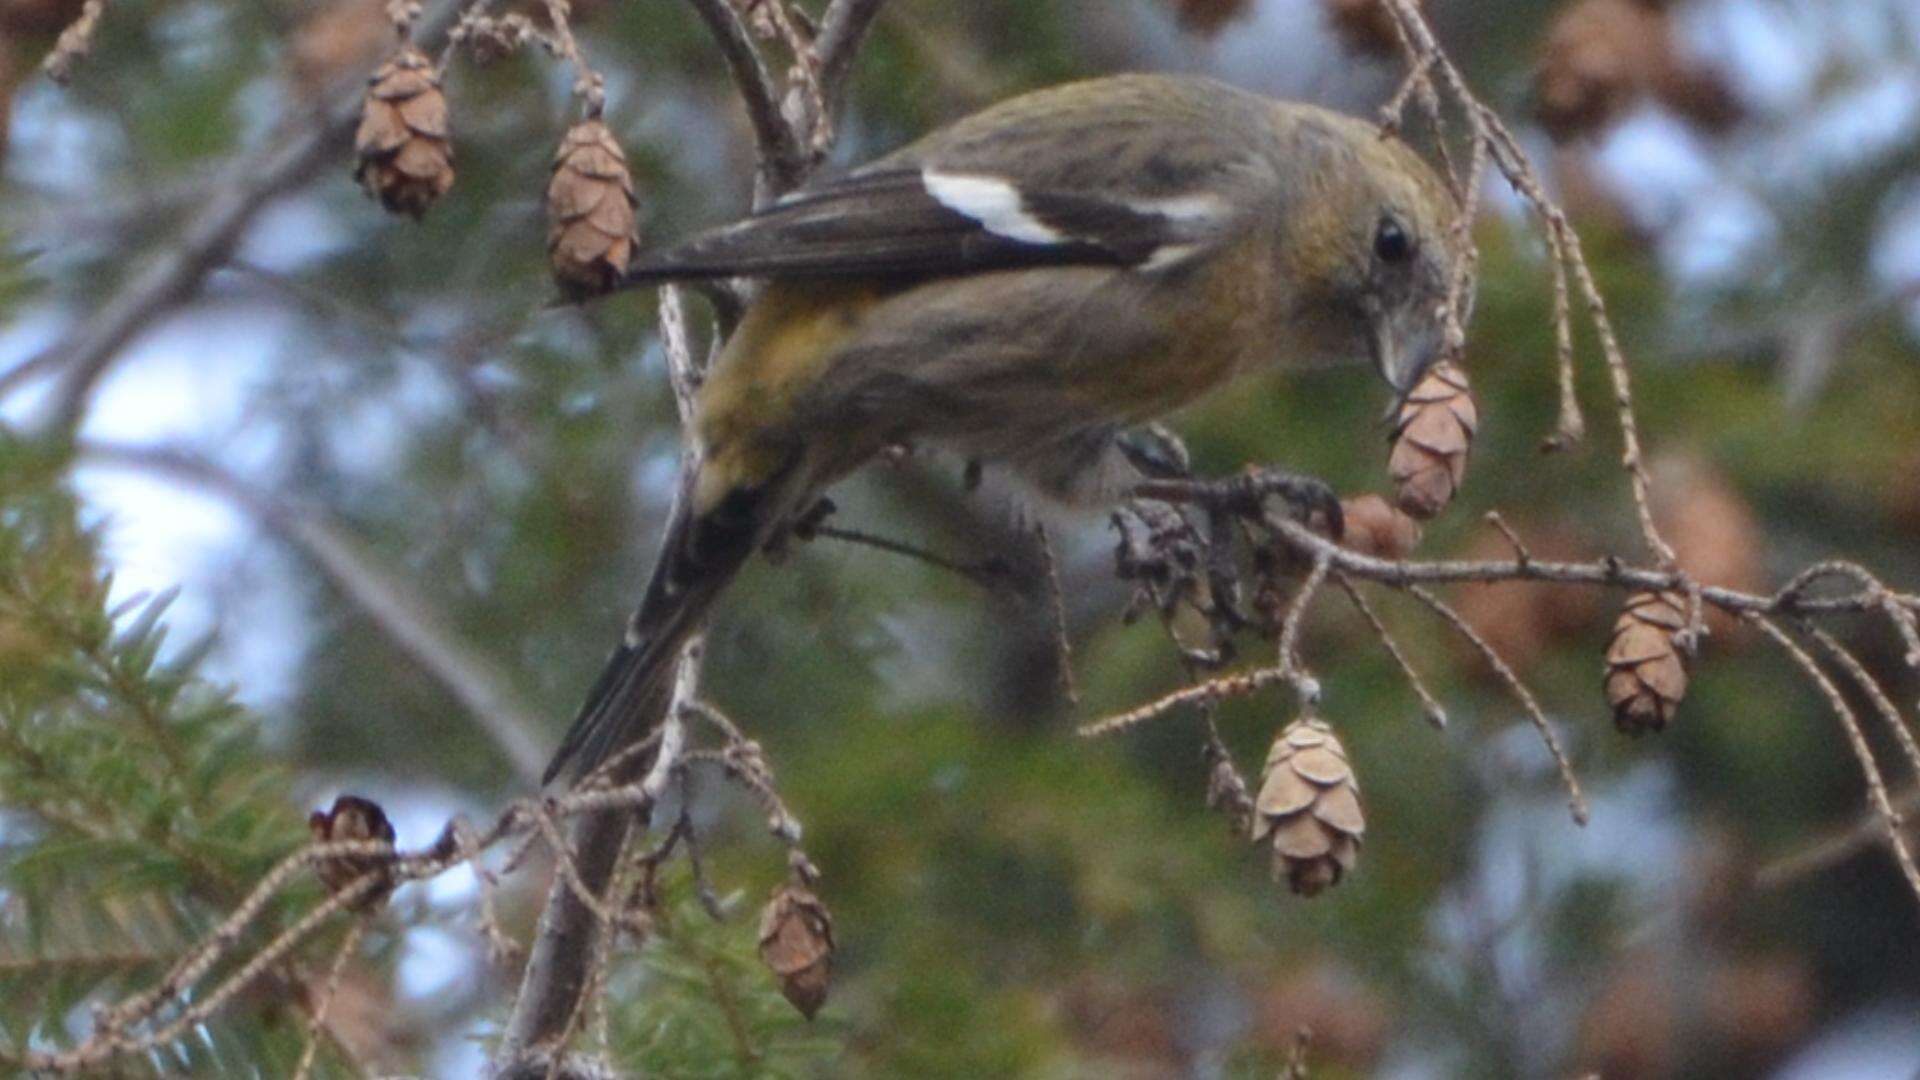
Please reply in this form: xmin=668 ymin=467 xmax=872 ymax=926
xmin=352 ymin=45 xmax=637 ymax=298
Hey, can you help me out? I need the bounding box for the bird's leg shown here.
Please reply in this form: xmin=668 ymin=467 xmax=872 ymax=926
xmin=763 ymin=495 xmax=838 ymax=562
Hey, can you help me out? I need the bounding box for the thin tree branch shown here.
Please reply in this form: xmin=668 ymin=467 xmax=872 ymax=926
xmin=74 ymin=440 xmax=550 ymax=785
xmin=24 ymin=0 xmax=491 ymax=439
xmin=496 ymin=265 xmax=716 ymax=1071
xmin=815 ymin=0 xmax=887 ymax=118
xmin=684 ymin=0 xmax=809 ymax=195
xmin=1748 ymin=614 xmax=1920 ymax=904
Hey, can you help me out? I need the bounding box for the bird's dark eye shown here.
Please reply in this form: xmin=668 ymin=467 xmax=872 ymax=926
xmin=1374 ymin=216 xmax=1414 ymax=264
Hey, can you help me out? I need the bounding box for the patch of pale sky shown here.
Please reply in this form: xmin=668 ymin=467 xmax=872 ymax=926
xmin=1773 ymin=1004 xmax=1920 ymax=1080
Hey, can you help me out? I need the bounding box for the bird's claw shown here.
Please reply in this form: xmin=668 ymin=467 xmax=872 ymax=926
xmin=1171 ymin=468 xmax=1345 ymax=543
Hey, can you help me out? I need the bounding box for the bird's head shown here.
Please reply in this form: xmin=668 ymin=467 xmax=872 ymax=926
xmin=1269 ymin=108 xmax=1464 ymax=395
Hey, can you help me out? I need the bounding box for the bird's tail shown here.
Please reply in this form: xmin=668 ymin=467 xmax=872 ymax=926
xmin=542 ymin=459 xmax=796 ymax=785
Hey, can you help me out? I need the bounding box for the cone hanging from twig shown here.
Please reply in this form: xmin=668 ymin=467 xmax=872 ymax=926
xmin=1253 ymin=715 xmax=1364 ymax=897
xmin=353 ymin=46 xmax=454 ymax=218
xmin=1604 ymin=590 xmax=1689 ymax=734
xmin=1388 ymin=360 xmax=1476 ymax=520
xmin=758 ymin=881 xmax=834 ymax=1018
xmin=308 ymin=795 xmax=396 ymax=910
xmin=547 ymin=118 xmax=639 ymax=298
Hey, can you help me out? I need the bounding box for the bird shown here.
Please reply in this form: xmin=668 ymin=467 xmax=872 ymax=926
xmin=544 ymin=72 xmax=1462 ymax=783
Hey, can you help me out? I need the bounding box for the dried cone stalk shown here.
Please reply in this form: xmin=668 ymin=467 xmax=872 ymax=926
xmin=1388 ymin=361 xmax=1476 ymax=520
xmin=354 ymin=47 xmax=453 ymax=219
xmin=308 ymin=794 xmax=397 ymax=909
xmin=1604 ymin=590 xmax=1689 ymax=734
xmin=758 ymin=882 xmax=834 ymax=1019
xmin=547 ymin=119 xmax=639 ymax=298
xmin=1253 ymin=715 xmax=1364 ymax=897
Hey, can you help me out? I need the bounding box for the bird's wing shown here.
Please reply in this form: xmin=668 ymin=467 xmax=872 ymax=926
xmin=621 ymin=75 xmax=1271 ymax=284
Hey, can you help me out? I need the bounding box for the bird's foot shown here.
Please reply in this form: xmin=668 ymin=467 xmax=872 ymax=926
xmin=1134 ymin=466 xmax=1344 ymax=543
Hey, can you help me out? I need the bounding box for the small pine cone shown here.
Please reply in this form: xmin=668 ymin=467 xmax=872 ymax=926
xmin=353 ymin=47 xmax=453 ymax=218
xmin=1324 ymin=0 xmax=1422 ymax=58
xmin=0 ymin=0 xmax=86 ymax=35
xmin=1339 ymin=493 xmax=1422 ymax=559
xmin=1604 ymin=590 xmax=1689 ymax=734
xmin=758 ymin=882 xmax=834 ymax=1019
xmin=308 ymin=795 xmax=396 ymax=909
xmin=1165 ymin=0 xmax=1253 ymax=35
xmin=286 ymin=0 xmax=389 ymax=93
xmin=1253 ymin=715 xmax=1364 ymax=897
xmin=1532 ymin=0 xmax=1661 ymax=141
xmin=547 ymin=119 xmax=639 ymax=298
xmin=1388 ymin=361 xmax=1476 ymax=520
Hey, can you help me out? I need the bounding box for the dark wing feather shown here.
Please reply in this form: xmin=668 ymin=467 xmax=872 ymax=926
xmin=619 ymin=167 xmax=1182 ymax=284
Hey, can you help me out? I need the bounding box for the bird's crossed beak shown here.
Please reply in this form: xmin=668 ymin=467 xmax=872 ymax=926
xmin=1365 ymin=299 xmax=1445 ymax=401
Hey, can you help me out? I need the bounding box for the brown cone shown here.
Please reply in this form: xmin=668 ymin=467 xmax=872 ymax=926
xmin=0 ymin=0 xmax=85 ymax=35
xmin=547 ymin=119 xmax=639 ymax=298
xmin=758 ymin=882 xmax=834 ymax=1019
xmin=1388 ymin=361 xmax=1476 ymax=520
xmin=308 ymin=794 xmax=397 ymax=909
xmin=1324 ymin=0 xmax=1424 ymax=57
xmin=1165 ymin=0 xmax=1253 ymax=35
xmin=1604 ymin=590 xmax=1689 ymax=734
xmin=1339 ymin=493 xmax=1422 ymax=559
xmin=287 ymin=0 xmax=389 ymax=93
xmin=1253 ymin=715 xmax=1364 ymax=897
xmin=1534 ymin=0 xmax=1741 ymax=141
xmin=353 ymin=47 xmax=454 ymax=219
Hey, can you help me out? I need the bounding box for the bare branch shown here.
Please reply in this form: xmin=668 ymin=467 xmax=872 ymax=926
xmin=290 ymin=914 xmax=370 ymax=1080
xmin=26 ymin=0 xmax=494 ymax=438
xmin=684 ymin=0 xmax=809 ymax=195
xmin=1807 ymin=626 xmax=1920 ymax=779
xmin=1748 ymin=615 xmax=1920 ymax=904
xmin=1336 ymin=572 xmax=1447 ymax=729
xmin=1078 ymin=665 xmax=1288 ymax=739
xmin=1757 ymin=787 xmax=1920 ymax=890
xmin=1405 ymin=584 xmax=1588 ymax=826
xmin=75 ymin=441 xmax=551 ymax=785
xmin=40 ymin=0 xmax=108 ymax=83
xmin=815 ymin=0 xmax=888 ymax=117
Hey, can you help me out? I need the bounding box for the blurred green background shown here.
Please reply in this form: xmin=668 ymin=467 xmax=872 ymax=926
xmin=4 ymin=0 xmax=1920 ymax=1075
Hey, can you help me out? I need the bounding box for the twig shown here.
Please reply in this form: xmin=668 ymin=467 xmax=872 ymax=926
xmin=814 ymin=0 xmax=888 ymax=121
xmin=1406 ymin=584 xmax=1588 ymax=826
xmin=540 ymin=0 xmax=606 ymax=115
xmin=76 ymin=441 xmax=550 ymax=785
xmin=40 ymin=0 xmax=108 ymax=83
xmin=1807 ymin=625 xmax=1920 ymax=779
xmin=683 ymin=0 xmax=809 ymax=195
xmin=1077 ymin=665 xmax=1287 ymax=739
xmin=1757 ymin=787 xmax=1920 ymax=890
xmin=1032 ymin=523 xmax=1080 ymax=706
xmin=1484 ymin=512 xmax=1532 ymax=565
xmin=810 ymin=523 xmax=1013 ymax=589
xmin=1276 ymin=554 xmax=1330 ymax=704
xmin=1379 ymin=0 xmax=1670 ymax=563
xmin=1748 ymin=615 xmax=1920 ymax=905
xmin=1335 ymin=572 xmax=1447 ymax=729
xmin=291 ymin=914 xmax=370 ymax=1080
xmin=27 ymin=0 xmax=493 ymax=438
xmin=1199 ymin=707 xmax=1255 ymax=835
